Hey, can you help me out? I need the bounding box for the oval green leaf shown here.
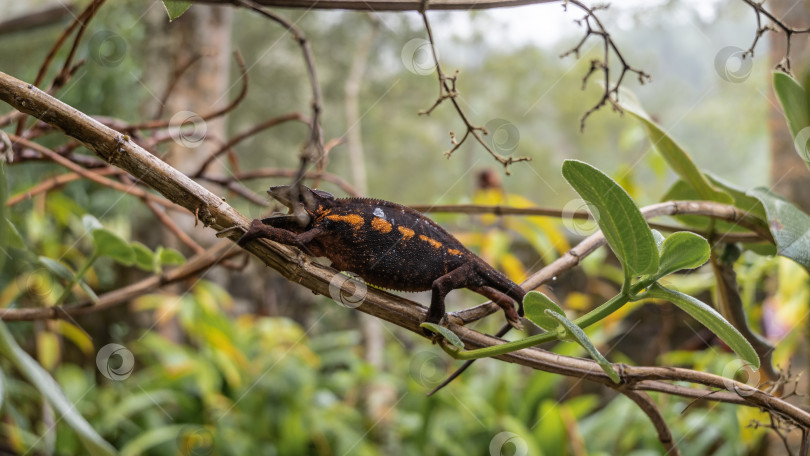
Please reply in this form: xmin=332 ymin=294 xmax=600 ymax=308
xmin=78 ymin=280 xmax=99 ymax=303
xmin=131 ymin=242 xmax=156 ymax=272
xmin=419 ymin=323 xmax=464 ymax=349
xmin=544 ymin=310 xmax=621 ymax=383
xmin=157 ymin=247 xmax=185 ymax=266
xmin=92 ymin=229 xmax=135 ymax=266
xmin=523 ymin=291 xmax=566 ymax=333
xmin=620 ymin=90 xmax=733 ymax=204
xmin=656 ymin=231 xmax=710 ymax=279
xmin=562 ymin=160 xmax=658 ymax=277
xmin=773 ymin=72 xmax=810 ymax=141
xmin=39 ymin=256 xmax=74 ymax=281
xmin=748 ymin=187 xmax=810 ymax=270
xmin=647 ymin=283 xmax=759 ymax=368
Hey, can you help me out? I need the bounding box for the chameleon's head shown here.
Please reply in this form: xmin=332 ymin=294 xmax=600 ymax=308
xmin=267 ymin=185 xmax=334 ymax=213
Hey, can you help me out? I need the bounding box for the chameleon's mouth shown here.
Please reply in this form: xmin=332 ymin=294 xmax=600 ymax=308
xmin=266 ymin=185 xmax=295 ymax=212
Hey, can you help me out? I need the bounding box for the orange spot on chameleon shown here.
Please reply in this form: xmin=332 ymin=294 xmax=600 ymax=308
xmin=419 ymin=234 xmax=443 ymax=249
xmin=327 ymin=213 xmax=364 ymax=229
xmin=371 ymin=217 xmax=392 ymax=233
xmin=447 ymin=248 xmax=462 ymax=255
xmin=398 ymin=226 xmax=415 ymax=240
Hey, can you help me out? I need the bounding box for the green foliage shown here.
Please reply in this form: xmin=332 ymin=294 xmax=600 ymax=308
xmin=653 ymin=231 xmax=710 ymax=279
xmin=161 ymin=1 xmax=192 ymax=21
xmin=523 ymin=291 xmax=566 ymax=335
xmin=621 ymin=89 xmax=733 ymax=204
xmin=420 ymin=323 xmax=464 ymax=349
xmin=646 ymin=284 xmax=758 ymax=368
xmin=562 ymin=160 xmax=659 ymax=278
xmin=773 ymin=72 xmax=810 ymax=150
xmin=0 ymin=321 xmax=118 ymax=455
xmin=749 ymin=187 xmax=810 ymax=270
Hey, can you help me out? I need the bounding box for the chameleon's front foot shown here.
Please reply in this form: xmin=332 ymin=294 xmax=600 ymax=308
xmin=216 ymin=224 xmax=245 ymax=239
xmin=215 ymin=219 xmax=266 ymax=247
xmin=235 ymin=219 xmax=268 ymax=247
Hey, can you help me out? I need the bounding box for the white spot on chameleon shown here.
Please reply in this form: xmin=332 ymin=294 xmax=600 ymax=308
xmin=373 ymin=207 xmax=385 ymax=219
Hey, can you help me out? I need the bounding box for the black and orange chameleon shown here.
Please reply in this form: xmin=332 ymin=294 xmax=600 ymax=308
xmin=232 ymin=185 xmax=526 ymax=332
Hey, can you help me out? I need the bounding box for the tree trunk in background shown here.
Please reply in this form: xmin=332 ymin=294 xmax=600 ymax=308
xmin=141 ymin=2 xmax=233 ymax=341
xmin=768 ymin=0 xmax=810 ymax=212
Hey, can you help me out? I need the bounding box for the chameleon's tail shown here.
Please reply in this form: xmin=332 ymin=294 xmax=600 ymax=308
xmin=426 ymin=323 xmax=512 ymax=396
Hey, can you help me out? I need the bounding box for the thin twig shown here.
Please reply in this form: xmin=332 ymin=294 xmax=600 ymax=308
xmin=739 ymin=0 xmax=810 ymax=73
xmin=7 ymin=134 xmax=183 ymax=212
xmin=128 ymin=51 xmax=249 ymax=130
xmin=235 ymin=0 xmax=325 ymax=221
xmin=193 ymin=112 xmax=310 ymax=177
xmin=418 ymin=9 xmax=531 ymax=174
xmin=559 ymin=0 xmax=652 ymax=130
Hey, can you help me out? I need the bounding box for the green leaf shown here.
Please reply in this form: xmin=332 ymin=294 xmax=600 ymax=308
xmin=82 ymin=214 xmax=103 ymax=234
xmin=78 ymin=280 xmax=99 ymax=303
xmin=655 ymin=232 xmax=710 ymax=278
xmin=773 ymin=72 xmax=810 ymax=139
xmin=651 ymin=229 xmax=665 ymax=250
xmin=562 ymin=160 xmax=658 ymax=277
xmin=157 ymin=247 xmax=185 ymax=266
xmin=0 ymin=321 xmax=118 ymax=455
xmin=92 ymin=229 xmax=135 ymax=266
xmin=39 ymin=256 xmax=74 ymax=281
xmin=419 ymin=323 xmax=464 ymax=349
xmin=120 ymin=424 xmax=193 ymax=456
xmin=620 ymin=91 xmax=733 ymax=204
xmin=748 ymin=187 xmax=810 ymax=269
xmin=523 ymin=291 xmax=566 ymax=334
xmin=162 ymin=0 xmax=192 ymax=21
xmin=2 ymin=219 xmax=24 ymax=249
xmin=646 ymin=284 xmax=759 ymax=368
xmin=544 ymin=310 xmax=621 ymax=383
xmin=131 ymin=242 xmax=155 ymax=272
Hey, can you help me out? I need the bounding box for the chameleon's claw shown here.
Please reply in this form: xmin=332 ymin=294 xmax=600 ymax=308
xmin=236 ymin=219 xmax=267 ymax=246
xmin=505 ymin=307 xmax=524 ymax=331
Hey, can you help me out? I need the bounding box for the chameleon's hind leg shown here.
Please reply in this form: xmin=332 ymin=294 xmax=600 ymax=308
xmin=469 ymin=286 xmax=523 ymax=330
xmin=425 ymin=262 xmax=480 ymax=334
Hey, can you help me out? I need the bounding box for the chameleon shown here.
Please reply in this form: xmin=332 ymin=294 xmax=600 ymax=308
xmin=232 ymin=185 xmax=526 ymax=332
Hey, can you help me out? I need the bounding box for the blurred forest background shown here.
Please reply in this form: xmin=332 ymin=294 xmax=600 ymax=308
xmin=1 ymin=0 xmax=809 ymax=454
